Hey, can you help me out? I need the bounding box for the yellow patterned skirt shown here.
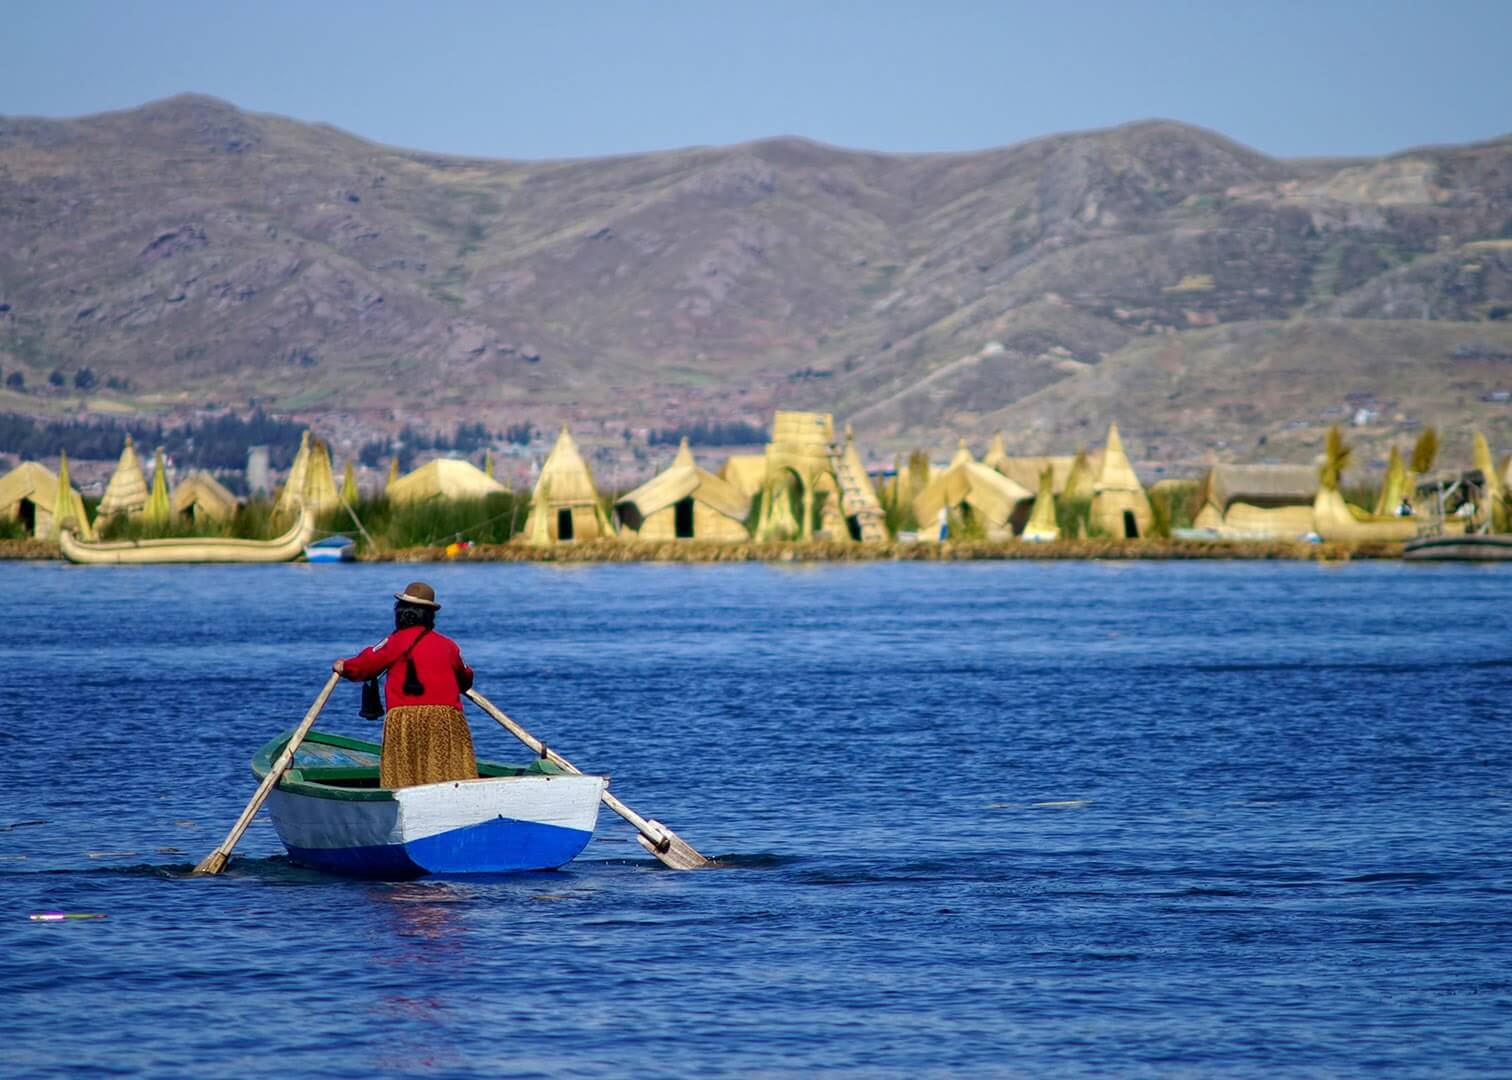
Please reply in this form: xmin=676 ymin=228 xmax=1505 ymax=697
xmin=380 ymin=705 xmax=478 ymax=789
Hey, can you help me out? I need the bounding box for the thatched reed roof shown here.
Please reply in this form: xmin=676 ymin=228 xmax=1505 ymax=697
xmin=719 ymin=454 xmax=767 ymax=497
xmin=388 ymin=458 xmax=507 ymax=505
xmin=1201 ymin=464 xmax=1317 ymax=511
xmin=275 ymin=432 xmax=341 ymax=515
xmin=171 ymin=472 xmax=238 ymax=521
xmin=1064 ymin=449 xmax=1095 ymax=500
xmin=530 ymin=426 xmax=601 ymax=507
xmin=994 ymin=454 xmax=1102 ymax=497
xmin=1021 ymin=466 xmax=1059 ymax=541
xmin=1093 ymin=423 xmax=1143 ymax=494
xmin=0 ymin=462 xmax=57 ymax=513
xmin=0 ymin=459 xmax=95 ymax=539
xmin=616 ymin=439 xmax=750 ymax=528
xmin=97 ymin=435 xmax=148 ymax=519
xmin=913 ymin=441 xmax=1032 ymax=529
xmin=982 ymin=433 xmax=1009 ymax=472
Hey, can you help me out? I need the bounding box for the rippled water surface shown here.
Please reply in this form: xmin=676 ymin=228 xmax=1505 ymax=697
xmin=4 ymin=560 xmax=1512 ymax=1078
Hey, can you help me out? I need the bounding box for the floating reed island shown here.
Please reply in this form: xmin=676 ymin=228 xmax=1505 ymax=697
xmin=2 ymin=411 xmax=1505 ymax=563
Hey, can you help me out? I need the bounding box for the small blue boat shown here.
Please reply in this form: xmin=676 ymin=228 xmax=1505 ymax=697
xmin=304 ymin=534 xmax=356 ymax=563
xmin=252 ymin=730 xmax=607 ymax=878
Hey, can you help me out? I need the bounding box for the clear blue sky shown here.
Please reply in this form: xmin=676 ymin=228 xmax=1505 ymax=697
xmin=4 ymin=1 xmax=1509 ymax=160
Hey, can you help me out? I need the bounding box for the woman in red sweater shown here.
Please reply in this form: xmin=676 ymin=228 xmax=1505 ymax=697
xmin=333 ymin=581 xmax=477 ymax=788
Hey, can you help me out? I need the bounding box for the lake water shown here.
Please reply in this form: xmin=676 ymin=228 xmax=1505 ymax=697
xmin=3 ymin=559 xmax=1511 ymax=1078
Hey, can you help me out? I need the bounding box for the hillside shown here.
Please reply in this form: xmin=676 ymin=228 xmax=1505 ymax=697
xmin=1 ymin=94 xmax=1510 ymax=466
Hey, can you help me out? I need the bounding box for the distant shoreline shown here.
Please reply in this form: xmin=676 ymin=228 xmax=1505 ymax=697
xmin=391 ymin=538 xmax=1403 ymax=562
xmin=0 ymin=537 xmax=1402 ymax=564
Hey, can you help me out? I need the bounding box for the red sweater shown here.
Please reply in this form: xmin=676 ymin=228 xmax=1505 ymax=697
xmin=340 ymin=625 xmax=474 ymax=711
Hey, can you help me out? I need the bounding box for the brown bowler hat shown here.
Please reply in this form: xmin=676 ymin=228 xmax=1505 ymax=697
xmin=394 ymin=581 xmax=441 ymax=609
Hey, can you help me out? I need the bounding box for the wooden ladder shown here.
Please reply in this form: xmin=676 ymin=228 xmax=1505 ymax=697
xmin=830 ymin=445 xmax=887 ymax=542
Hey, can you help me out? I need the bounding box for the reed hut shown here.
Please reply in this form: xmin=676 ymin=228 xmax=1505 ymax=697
xmin=1020 ymin=466 xmax=1060 ymax=542
xmin=388 ymin=458 xmax=508 ymax=505
xmin=615 ymin=439 xmax=751 ymax=541
xmin=912 ymin=439 xmax=1033 ymax=539
xmin=96 ymin=435 xmax=148 ymax=520
xmin=523 ymin=426 xmax=613 ymax=544
xmin=1090 ymin=424 xmax=1154 ymax=539
xmin=0 ymin=458 xmax=95 ymax=540
xmin=1193 ymin=464 xmax=1318 ymax=532
xmin=171 ymin=472 xmax=238 ymax=523
xmin=275 ymin=432 xmax=341 ymax=517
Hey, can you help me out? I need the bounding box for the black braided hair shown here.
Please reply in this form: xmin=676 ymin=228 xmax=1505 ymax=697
xmin=394 ymin=601 xmax=436 ymax=631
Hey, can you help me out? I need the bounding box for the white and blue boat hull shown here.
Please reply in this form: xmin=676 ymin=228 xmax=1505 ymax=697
xmin=266 ymin=773 xmax=606 ymax=877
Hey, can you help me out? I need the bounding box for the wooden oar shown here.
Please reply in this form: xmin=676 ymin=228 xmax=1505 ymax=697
xmin=464 ymin=688 xmax=708 ymax=870
xmin=193 ymin=672 xmax=342 ymax=875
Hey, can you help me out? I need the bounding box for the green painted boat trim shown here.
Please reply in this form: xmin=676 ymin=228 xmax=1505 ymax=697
xmin=251 ymin=728 xmax=569 ymax=803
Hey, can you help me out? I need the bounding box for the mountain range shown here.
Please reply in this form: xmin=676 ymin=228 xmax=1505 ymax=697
xmin=2 ymin=94 xmax=1510 ymax=467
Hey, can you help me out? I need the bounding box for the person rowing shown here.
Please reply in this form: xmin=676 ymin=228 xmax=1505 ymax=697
xmin=332 ymin=581 xmax=478 ymax=788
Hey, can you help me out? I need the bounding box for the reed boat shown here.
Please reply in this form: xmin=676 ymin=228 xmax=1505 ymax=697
xmin=60 ymin=510 xmax=315 ymax=564
xmin=253 ymin=729 xmax=607 ymax=877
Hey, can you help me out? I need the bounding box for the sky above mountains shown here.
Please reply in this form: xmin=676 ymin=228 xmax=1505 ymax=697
xmin=4 ymin=1 xmax=1511 ymax=161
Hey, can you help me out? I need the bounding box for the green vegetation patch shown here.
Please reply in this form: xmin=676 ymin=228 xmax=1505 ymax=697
xmin=319 ymin=492 xmax=530 ymax=553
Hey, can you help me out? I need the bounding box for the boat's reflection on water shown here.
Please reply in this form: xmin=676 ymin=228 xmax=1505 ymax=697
xmin=370 ymin=881 xmax=476 ymax=1074
xmin=377 ymin=880 xmax=476 ymax=948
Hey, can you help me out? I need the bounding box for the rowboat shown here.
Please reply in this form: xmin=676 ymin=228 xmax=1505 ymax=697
xmin=1403 ymin=533 xmax=1512 ymax=561
xmin=60 ymin=509 xmax=315 ymax=565
xmin=304 ymin=534 xmax=356 ymax=563
xmin=253 ymin=729 xmax=607 ymax=877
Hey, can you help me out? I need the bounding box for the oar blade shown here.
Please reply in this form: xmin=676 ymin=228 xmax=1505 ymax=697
xmin=636 ymin=819 xmax=710 ymax=870
xmin=192 ymin=671 xmax=340 ymax=877
xmin=193 ymin=850 xmax=229 ymax=876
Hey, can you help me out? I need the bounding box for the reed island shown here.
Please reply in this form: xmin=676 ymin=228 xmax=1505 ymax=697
xmin=1 ymin=410 xmax=1502 ymax=564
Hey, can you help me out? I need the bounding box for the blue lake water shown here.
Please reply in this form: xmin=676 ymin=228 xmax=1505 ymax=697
xmin=3 ymin=559 xmax=1511 ymax=1078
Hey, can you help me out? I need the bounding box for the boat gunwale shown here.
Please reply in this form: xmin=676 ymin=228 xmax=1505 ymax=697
xmin=252 ymin=728 xmax=600 ymax=803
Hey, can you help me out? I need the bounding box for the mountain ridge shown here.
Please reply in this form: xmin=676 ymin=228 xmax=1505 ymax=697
xmin=2 ymin=94 xmax=1510 ymax=467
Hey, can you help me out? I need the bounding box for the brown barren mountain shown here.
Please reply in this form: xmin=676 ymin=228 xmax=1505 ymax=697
xmin=2 ymin=94 xmax=1511 ymax=465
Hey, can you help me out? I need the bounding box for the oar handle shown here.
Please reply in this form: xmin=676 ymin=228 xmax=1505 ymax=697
xmin=466 ymin=688 xmax=582 ymax=774
xmin=194 ymin=671 xmax=342 ymax=875
xmin=464 ymin=688 xmax=695 ymax=861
